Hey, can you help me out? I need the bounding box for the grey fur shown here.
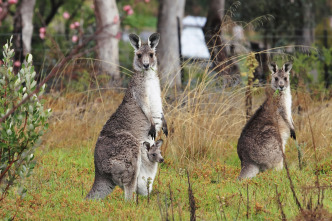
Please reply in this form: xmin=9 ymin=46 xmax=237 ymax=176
xmin=86 ymin=33 xmax=167 ymax=200
xmin=144 ymin=139 xmax=164 ymax=163
xmin=86 ymin=132 xmax=140 ymax=200
xmin=237 ymin=62 xmax=295 ymax=179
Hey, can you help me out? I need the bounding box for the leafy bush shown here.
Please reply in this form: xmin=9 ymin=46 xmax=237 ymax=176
xmin=0 ymin=37 xmax=51 ymax=200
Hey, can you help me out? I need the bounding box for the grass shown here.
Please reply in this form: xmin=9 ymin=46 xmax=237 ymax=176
xmin=1 ymin=75 xmax=332 ymax=219
xmin=2 ymin=143 xmax=331 ymax=220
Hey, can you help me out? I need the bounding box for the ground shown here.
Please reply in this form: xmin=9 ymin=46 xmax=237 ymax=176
xmin=1 ymin=84 xmax=332 ymax=220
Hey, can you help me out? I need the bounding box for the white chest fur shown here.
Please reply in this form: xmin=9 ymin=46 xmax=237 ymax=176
xmin=279 ymin=87 xmax=292 ymax=149
xmin=145 ymin=70 xmax=163 ymax=130
xmin=283 ymin=87 xmax=292 ymax=125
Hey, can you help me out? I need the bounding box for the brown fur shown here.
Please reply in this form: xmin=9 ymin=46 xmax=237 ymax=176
xmin=237 ymin=63 xmax=295 ymax=179
xmin=86 ymin=33 xmax=166 ymax=200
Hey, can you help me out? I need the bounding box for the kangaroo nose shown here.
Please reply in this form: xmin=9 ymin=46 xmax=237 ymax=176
xmin=143 ymin=64 xmax=149 ymax=69
xmin=159 ymin=158 xmax=164 ymax=163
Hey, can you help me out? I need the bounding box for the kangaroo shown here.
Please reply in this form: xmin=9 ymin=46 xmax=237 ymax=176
xmin=138 ymin=139 xmax=164 ymax=196
xmin=86 ymin=33 xmax=168 ymax=200
xmin=86 ymin=133 xmax=164 ymax=200
xmin=237 ymin=62 xmax=296 ymax=179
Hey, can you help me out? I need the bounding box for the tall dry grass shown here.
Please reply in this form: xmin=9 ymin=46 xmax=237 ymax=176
xmin=41 ymin=54 xmax=332 ymax=173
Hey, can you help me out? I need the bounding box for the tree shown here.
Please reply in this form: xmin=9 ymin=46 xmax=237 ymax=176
xmin=203 ymin=0 xmax=226 ymax=74
xmin=157 ymin=0 xmax=186 ymax=88
xmin=203 ymin=0 xmax=240 ymax=85
xmin=94 ymin=0 xmax=120 ymax=86
xmin=12 ymin=0 xmax=36 ymax=72
xmin=20 ymin=0 xmax=36 ymax=56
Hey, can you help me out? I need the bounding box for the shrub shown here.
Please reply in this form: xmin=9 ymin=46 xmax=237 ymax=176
xmin=0 ymin=37 xmax=51 ymax=200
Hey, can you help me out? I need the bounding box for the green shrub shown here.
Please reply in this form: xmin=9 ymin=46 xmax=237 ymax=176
xmin=0 ymin=37 xmax=51 ymax=200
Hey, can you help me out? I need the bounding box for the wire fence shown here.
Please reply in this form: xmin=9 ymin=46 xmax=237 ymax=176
xmin=1 ymin=31 xmax=331 ymax=84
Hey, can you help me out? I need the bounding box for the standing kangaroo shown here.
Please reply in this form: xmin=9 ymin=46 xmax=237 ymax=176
xmin=86 ymin=33 xmax=167 ymax=200
xmin=237 ymin=62 xmax=296 ymax=179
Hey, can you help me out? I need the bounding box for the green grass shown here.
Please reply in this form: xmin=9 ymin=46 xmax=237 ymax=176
xmin=2 ymin=142 xmax=331 ymax=220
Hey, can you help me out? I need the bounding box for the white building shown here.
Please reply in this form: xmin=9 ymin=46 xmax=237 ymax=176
xmin=181 ymin=16 xmax=210 ymax=60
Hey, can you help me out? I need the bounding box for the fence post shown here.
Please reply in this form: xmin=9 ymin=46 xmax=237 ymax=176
xmin=177 ymin=16 xmax=184 ymax=85
xmin=323 ymin=29 xmax=330 ymax=89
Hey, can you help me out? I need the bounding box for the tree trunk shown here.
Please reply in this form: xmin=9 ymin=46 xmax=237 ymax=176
xmin=13 ymin=0 xmax=36 ymax=72
xmin=157 ymin=0 xmax=186 ymax=88
xmin=94 ymin=0 xmax=120 ymax=86
xmin=203 ymin=0 xmax=240 ymax=86
xmin=13 ymin=3 xmax=23 ymax=70
xmin=21 ymin=0 xmax=36 ymax=56
xmin=302 ymin=2 xmax=314 ymax=46
xmin=203 ymin=0 xmax=226 ymax=74
xmin=295 ymin=1 xmax=314 ymax=46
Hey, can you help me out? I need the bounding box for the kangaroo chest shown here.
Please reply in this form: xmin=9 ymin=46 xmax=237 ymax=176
xmin=278 ymin=89 xmax=292 ymax=147
xmin=145 ymin=73 xmax=163 ymax=117
xmin=278 ymin=89 xmax=292 ymax=126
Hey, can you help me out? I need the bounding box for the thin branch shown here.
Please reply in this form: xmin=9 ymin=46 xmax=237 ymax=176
xmin=275 ymin=184 xmax=287 ymax=221
xmin=0 ymin=24 xmax=111 ymax=124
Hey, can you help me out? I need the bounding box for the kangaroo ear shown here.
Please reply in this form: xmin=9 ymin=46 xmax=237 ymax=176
xmin=143 ymin=141 xmax=151 ymax=151
xmin=155 ymin=139 xmax=163 ymax=149
xmin=282 ymin=62 xmax=292 ymax=73
xmin=148 ymin=33 xmax=160 ymax=49
xmin=129 ymin=34 xmax=141 ymax=50
xmin=268 ymin=63 xmax=278 ymax=74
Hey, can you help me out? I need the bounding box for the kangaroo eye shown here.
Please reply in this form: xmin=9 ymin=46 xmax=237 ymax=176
xmin=284 ymin=77 xmax=287 ymax=81
xmin=275 ymin=77 xmax=278 ymax=81
xmin=149 ymin=53 xmax=153 ymax=58
xmin=137 ymin=54 xmax=142 ymax=59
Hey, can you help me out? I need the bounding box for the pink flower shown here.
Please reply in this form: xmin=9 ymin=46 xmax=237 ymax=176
xmin=72 ymin=35 xmax=78 ymax=43
xmin=127 ymin=9 xmax=134 ymax=15
xmin=14 ymin=61 xmax=21 ymax=67
xmin=39 ymin=32 xmax=45 ymax=39
xmin=144 ymin=0 xmax=150 ymax=2
xmin=123 ymin=5 xmax=131 ymax=12
xmin=113 ymin=15 xmax=119 ymax=24
xmin=70 ymin=23 xmax=75 ymax=29
xmin=115 ymin=32 xmax=121 ymax=40
xmin=8 ymin=0 xmax=18 ymax=4
xmin=74 ymin=21 xmax=80 ymax=28
xmin=39 ymin=27 xmax=46 ymax=34
xmin=63 ymin=11 xmax=70 ymax=19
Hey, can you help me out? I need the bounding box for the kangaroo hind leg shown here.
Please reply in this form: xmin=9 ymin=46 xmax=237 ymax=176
xmin=86 ymin=175 xmax=115 ymax=200
xmin=123 ymin=178 xmax=138 ymax=201
xmin=238 ymin=163 xmax=260 ymax=180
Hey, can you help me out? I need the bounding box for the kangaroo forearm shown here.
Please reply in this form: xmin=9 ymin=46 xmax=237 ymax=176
xmin=161 ymin=113 xmax=167 ymax=128
xmin=281 ymin=114 xmax=296 ymax=139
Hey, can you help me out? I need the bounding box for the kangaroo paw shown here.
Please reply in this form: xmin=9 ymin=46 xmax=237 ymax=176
xmin=161 ymin=114 xmax=168 ymax=137
xmin=162 ymin=125 xmax=168 ymax=137
xmin=290 ymin=129 xmax=296 ymax=140
xmin=148 ymin=124 xmax=156 ymax=140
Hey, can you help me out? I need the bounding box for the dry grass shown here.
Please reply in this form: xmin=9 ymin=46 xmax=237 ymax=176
xmin=42 ymin=63 xmax=332 ymax=171
xmin=1 ymin=56 xmax=332 ymax=219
